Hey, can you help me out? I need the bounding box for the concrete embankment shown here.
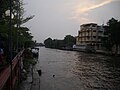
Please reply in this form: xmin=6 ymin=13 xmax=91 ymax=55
xmin=19 ymin=65 xmax=40 ymax=90
xmin=30 ymin=66 xmax=40 ymax=90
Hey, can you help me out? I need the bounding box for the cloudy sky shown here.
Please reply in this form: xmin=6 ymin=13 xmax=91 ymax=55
xmin=23 ymin=0 xmax=120 ymax=42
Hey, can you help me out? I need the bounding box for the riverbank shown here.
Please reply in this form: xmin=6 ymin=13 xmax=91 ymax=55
xmin=19 ymin=64 xmax=40 ymax=90
xmin=19 ymin=67 xmax=33 ymax=90
xmin=45 ymin=47 xmax=120 ymax=57
xmin=19 ymin=49 xmax=39 ymax=90
xmin=30 ymin=66 xmax=40 ymax=90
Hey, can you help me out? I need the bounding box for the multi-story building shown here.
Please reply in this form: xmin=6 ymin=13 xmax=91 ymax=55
xmin=76 ymin=23 xmax=105 ymax=50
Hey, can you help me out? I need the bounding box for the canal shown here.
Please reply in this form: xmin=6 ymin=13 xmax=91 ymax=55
xmin=35 ymin=47 xmax=120 ymax=90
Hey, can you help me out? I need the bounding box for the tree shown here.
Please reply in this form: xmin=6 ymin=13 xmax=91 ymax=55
xmin=52 ymin=39 xmax=64 ymax=49
xmin=44 ymin=35 xmax=76 ymax=49
xmin=44 ymin=38 xmax=53 ymax=48
xmin=107 ymin=18 xmax=120 ymax=54
xmin=0 ymin=0 xmax=34 ymax=59
xmin=64 ymin=35 xmax=76 ymax=47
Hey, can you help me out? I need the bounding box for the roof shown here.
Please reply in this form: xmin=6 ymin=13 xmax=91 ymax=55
xmin=81 ymin=23 xmax=97 ymax=27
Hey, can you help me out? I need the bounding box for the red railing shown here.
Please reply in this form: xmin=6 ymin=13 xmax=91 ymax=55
xmin=0 ymin=50 xmax=24 ymax=90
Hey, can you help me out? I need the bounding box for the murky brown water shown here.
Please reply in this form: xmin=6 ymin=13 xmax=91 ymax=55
xmin=36 ymin=47 xmax=120 ymax=90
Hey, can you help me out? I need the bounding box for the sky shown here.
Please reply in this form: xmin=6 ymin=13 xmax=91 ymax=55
xmin=23 ymin=0 xmax=120 ymax=43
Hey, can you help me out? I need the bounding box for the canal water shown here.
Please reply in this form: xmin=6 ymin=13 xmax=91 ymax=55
xmin=36 ymin=47 xmax=120 ymax=90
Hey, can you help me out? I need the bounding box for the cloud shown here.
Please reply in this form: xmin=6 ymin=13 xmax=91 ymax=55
xmin=75 ymin=0 xmax=113 ymax=14
xmin=69 ymin=0 xmax=114 ymax=24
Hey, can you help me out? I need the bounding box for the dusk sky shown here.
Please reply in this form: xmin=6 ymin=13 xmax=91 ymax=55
xmin=23 ymin=0 xmax=120 ymax=42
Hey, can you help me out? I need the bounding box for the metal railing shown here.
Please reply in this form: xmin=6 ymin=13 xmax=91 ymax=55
xmin=0 ymin=50 xmax=24 ymax=90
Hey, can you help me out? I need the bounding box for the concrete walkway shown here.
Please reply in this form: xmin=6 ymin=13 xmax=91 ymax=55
xmin=30 ymin=68 xmax=40 ymax=90
xmin=19 ymin=71 xmax=32 ymax=90
xmin=19 ymin=64 xmax=40 ymax=90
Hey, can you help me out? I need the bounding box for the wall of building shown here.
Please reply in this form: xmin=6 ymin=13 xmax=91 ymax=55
xmin=76 ymin=23 xmax=105 ymax=50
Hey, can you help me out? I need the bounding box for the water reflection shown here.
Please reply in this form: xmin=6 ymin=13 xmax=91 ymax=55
xmin=39 ymin=47 xmax=120 ymax=90
xmin=74 ymin=53 xmax=120 ymax=89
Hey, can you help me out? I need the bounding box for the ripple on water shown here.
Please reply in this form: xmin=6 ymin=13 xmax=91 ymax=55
xmin=72 ymin=53 xmax=120 ymax=89
xmin=39 ymin=48 xmax=120 ymax=90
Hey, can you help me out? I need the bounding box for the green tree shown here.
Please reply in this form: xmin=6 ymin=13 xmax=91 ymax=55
xmin=64 ymin=35 xmax=76 ymax=47
xmin=44 ymin=38 xmax=53 ymax=48
xmin=107 ymin=18 xmax=120 ymax=54
xmin=0 ymin=0 xmax=34 ymax=59
xmin=52 ymin=39 xmax=64 ymax=49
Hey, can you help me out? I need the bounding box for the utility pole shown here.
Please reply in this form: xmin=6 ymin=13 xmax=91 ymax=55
xmin=9 ymin=0 xmax=13 ymax=89
xmin=16 ymin=0 xmax=20 ymax=52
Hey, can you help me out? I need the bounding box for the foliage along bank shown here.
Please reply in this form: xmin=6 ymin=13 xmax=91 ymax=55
xmin=102 ymin=18 xmax=120 ymax=55
xmin=0 ymin=0 xmax=35 ymax=60
xmin=44 ymin=35 xmax=76 ymax=50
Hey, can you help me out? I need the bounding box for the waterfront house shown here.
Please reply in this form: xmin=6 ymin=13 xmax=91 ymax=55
xmin=76 ymin=23 xmax=105 ymax=50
